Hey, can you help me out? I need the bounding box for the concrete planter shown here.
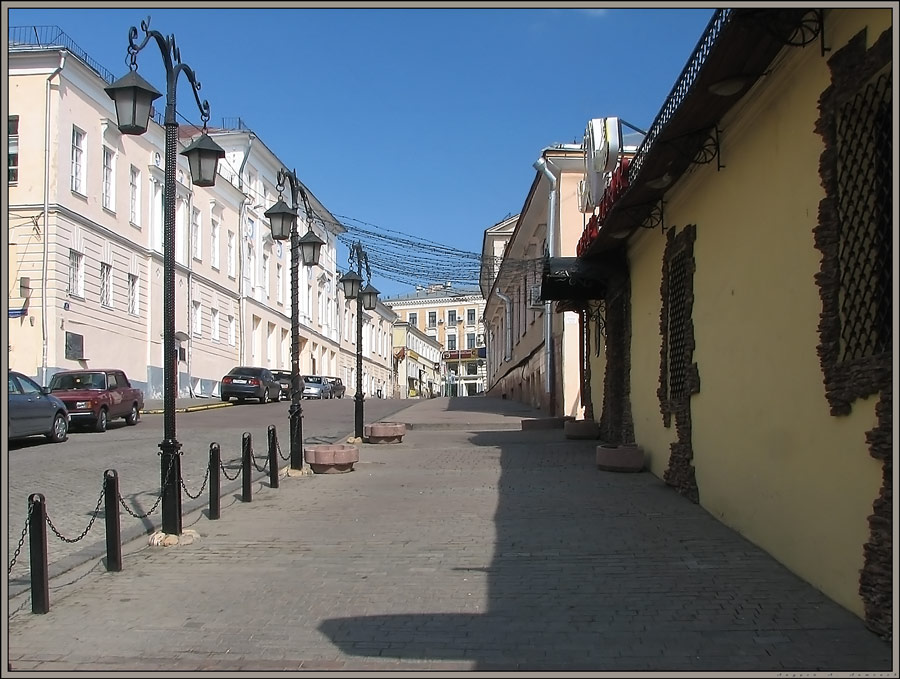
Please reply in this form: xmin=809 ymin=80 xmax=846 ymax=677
xmin=596 ymin=444 xmax=645 ymax=472
xmin=564 ymin=419 xmax=600 ymax=440
xmin=305 ymin=444 xmax=359 ymax=474
xmin=364 ymin=422 xmax=406 ymax=444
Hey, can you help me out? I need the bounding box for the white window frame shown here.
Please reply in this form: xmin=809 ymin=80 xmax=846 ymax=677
xmin=210 ymin=219 xmax=220 ymax=269
xmin=8 ymin=115 xmax=19 ymax=184
xmin=128 ymin=273 xmax=139 ymax=315
xmin=191 ymin=207 xmax=202 ymax=261
xmin=71 ymin=126 xmax=86 ymax=195
xmin=228 ymin=314 xmax=236 ymax=346
xmin=101 ymin=145 xmax=115 ymax=211
xmin=192 ymin=300 xmax=202 ymax=337
xmin=100 ymin=262 xmax=113 ymax=308
xmin=227 ymin=230 xmax=236 ymax=278
xmin=447 ymin=332 xmax=457 ymax=351
xmin=262 ymin=253 xmax=270 ymax=299
xmin=211 ymin=307 xmax=220 ymax=341
xmin=129 ymin=165 xmax=140 ymax=226
xmin=68 ymin=249 xmax=84 ymax=298
xmin=276 ymin=262 xmax=284 ymax=304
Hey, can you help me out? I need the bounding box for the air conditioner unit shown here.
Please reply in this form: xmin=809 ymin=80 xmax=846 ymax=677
xmin=528 ymin=284 xmax=544 ymax=310
xmin=577 ymin=178 xmax=594 ymax=214
xmin=584 ymin=117 xmax=621 ymax=175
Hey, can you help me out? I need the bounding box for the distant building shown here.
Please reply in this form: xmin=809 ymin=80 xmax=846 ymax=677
xmin=391 ymin=321 xmax=442 ymax=399
xmin=383 ymin=283 xmax=486 ymax=396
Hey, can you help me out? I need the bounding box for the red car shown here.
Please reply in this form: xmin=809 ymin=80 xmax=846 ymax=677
xmin=48 ymin=369 xmax=144 ymax=432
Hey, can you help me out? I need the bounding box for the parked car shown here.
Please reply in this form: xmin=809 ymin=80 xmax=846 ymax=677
xmin=8 ymin=370 xmax=69 ymax=443
xmin=270 ymin=370 xmax=303 ymax=400
xmin=47 ymin=368 xmax=144 ymax=432
xmin=325 ymin=376 xmax=346 ymax=399
xmin=221 ymin=366 xmax=281 ymax=404
xmin=301 ymin=375 xmax=333 ymax=399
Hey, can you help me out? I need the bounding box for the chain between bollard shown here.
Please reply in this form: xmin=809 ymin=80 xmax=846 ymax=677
xmin=45 ymin=486 xmax=105 ymax=544
xmin=220 ymin=457 xmax=242 ymax=480
xmin=250 ymin=443 xmax=269 ymax=473
xmin=181 ymin=463 xmax=211 ymax=499
xmin=116 ymin=450 xmax=177 ymax=519
xmin=7 ymin=499 xmax=34 ymax=574
xmin=276 ymin=436 xmax=290 ymax=462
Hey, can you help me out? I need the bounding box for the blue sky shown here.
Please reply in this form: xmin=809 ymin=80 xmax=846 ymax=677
xmin=8 ymin=6 xmax=717 ymax=298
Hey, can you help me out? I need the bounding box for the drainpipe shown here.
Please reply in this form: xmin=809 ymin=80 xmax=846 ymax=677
xmin=533 ymin=156 xmax=558 ymax=414
xmin=237 ymin=133 xmax=255 ymax=365
xmin=495 ymin=290 xmax=513 ymax=362
xmin=41 ymin=50 xmax=66 ymax=386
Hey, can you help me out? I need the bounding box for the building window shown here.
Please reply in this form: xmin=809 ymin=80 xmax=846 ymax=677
xmin=227 ymin=230 xmax=236 ymax=277
xmin=68 ymin=249 xmax=84 ymax=298
xmin=228 ymin=314 xmax=236 ymax=345
xmin=466 ymin=362 xmax=478 ymax=376
xmin=466 ymin=332 xmax=476 ymax=349
xmin=192 ymin=300 xmax=202 ymax=337
xmin=814 ymin=32 xmax=892 ymax=415
xmin=71 ymin=126 xmax=86 ymax=194
xmin=276 ymin=263 xmax=284 ymax=304
xmin=191 ymin=208 xmax=202 ymax=261
xmin=263 ymin=253 xmax=270 ymax=298
xmin=447 ymin=333 xmax=457 ymax=350
xmin=129 ymin=165 xmax=140 ymax=225
xmin=467 ymin=308 xmax=476 ymax=325
xmin=448 ymin=309 xmax=457 ymax=325
xmin=100 ymin=262 xmax=113 ymax=308
xmin=210 ymin=219 xmax=220 ymax=269
xmin=665 ymin=248 xmax=689 ymax=402
xmin=428 ymin=311 xmax=437 ymax=328
xmin=408 ymin=312 xmax=417 ymax=326
xmin=128 ymin=273 xmax=139 ymax=315
xmin=211 ymin=308 xmax=220 ymax=341
xmin=8 ymin=116 xmax=18 ymax=183
xmin=101 ymin=145 xmax=115 ymax=211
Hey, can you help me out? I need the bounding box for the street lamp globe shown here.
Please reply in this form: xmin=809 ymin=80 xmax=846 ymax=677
xmin=264 ymin=199 xmax=297 ymax=241
xmin=179 ymin=132 xmax=226 ymax=187
xmin=360 ymin=283 xmax=380 ymax=311
xmin=340 ymin=270 xmax=363 ymax=300
xmin=104 ymin=70 xmax=162 ymax=135
xmin=298 ymin=229 xmax=325 ymax=267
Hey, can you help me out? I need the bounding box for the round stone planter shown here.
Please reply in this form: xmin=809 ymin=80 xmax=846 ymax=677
xmin=364 ymin=422 xmax=406 ymax=444
xmin=564 ymin=418 xmax=600 ymax=440
xmin=305 ymin=444 xmax=359 ymax=474
xmin=596 ymin=444 xmax=645 ymax=472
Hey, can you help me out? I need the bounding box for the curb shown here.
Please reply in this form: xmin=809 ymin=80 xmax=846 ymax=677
xmin=142 ymin=402 xmax=234 ymax=415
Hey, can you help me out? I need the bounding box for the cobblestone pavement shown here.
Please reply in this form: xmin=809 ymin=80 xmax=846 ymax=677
xmin=6 ymin=397 xmax=895 ymax=673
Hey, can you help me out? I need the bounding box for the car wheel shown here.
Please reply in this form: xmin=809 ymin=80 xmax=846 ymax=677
xmin=125 ymin=404 xmax=139 ymax=426
xmin=259 ymin=390 xmax=269 ymax=404
xmin=46 ymin=412 xmax=68 ymax=443
xmin=94 ymin=408 xmax=108 ymax=433
xmin=221 ymin=394 xmax=230 ymax=402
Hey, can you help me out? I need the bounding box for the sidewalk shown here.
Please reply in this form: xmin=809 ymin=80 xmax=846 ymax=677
xmin=141 ymin=396 xmax=234 ymax=415
xmin=6 ymin=397 xmax=893 ymax=672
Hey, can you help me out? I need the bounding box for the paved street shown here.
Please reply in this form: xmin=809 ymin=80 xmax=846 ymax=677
xmin=6 ymin=397 xmax=894 ymax=672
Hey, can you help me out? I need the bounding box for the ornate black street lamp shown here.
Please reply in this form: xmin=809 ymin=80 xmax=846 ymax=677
xmin=339 ymin=243 xmax=379 ymax=439
xmin=264 ymin=169 xmax=324 ymax=470
xmin=106 ymin=17 xmax=225 ymax=536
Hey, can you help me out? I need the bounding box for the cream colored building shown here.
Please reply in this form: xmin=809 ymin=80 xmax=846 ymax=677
xmin=391 ymin=321 xmax=442 ymax=399
xmin=565 ymin=8 xmax=893 ymax=636
xmin=6 ymin=26 xmax=392 ymax=399
xmin=337 ymin=298 xmax=397 ymax=399
xmin=383 ymin=284 xmax=486 ymax=396
xmin=481 ymin=145 xmax=585 ymax=416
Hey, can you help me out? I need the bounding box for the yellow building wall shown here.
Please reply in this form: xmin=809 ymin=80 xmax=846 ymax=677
xmin=626 ymin=9 xmax=889 ymax=618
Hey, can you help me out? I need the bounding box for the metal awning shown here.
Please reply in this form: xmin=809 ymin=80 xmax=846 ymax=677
xmin=539 ymin=254 xmax=625 ymax=303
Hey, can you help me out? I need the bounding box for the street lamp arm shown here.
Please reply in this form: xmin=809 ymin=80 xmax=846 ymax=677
xmin=127 ymin=18 xmax=210 ymax=126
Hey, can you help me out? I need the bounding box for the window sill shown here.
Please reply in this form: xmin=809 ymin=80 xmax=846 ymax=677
xmin=102 ymin=205 xmax=116 ymax=216
xmin=71 ymin=190 xmax=87 ymax=200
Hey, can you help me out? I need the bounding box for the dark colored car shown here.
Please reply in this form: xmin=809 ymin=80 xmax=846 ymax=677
xmin=221 ymin=366 xmax=282 ymax=404
xmin=325 ymin=376 xmax=346 ymax=399
xmin=8 ymin=370 xmax=69 ymax=443
xmin=271 ymin=370 xmax=303 ymax=400
xmin=301 ymin=375 xmax=333 ymax=399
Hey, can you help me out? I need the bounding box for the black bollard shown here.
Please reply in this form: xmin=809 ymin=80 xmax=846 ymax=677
xmin=242 ymin=432 xmax=252 ymax=502
xmin=268 ymin=425 xmax=279 ymax=489
xmin=104 ymin=470 xmax=122 ymax=572
xmin=28 ymin=493 xmax=49 ymax=614
xmin=209 ymin=443 xmax=220 ymax=520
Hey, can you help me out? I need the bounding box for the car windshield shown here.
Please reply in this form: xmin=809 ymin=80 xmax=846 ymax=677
xmin=229 ymin=367 xmax=262 ymax=377
xmin=304 ymin=376 xmax=323 ymax=384
xmin=49 ymin=372 xmax=106 ymax=390
xmin=272 ymin=371 xmax=290 ymax=380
